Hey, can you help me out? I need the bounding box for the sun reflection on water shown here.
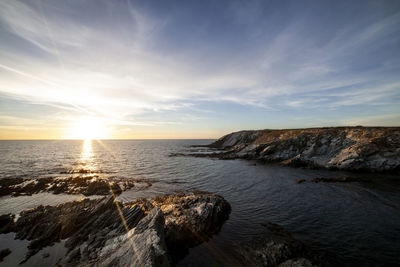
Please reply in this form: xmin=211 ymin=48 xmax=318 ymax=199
xmin=81 ymin=139 xmax=93 ymax=162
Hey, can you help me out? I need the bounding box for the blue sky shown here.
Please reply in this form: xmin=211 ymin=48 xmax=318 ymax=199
xmin=0 ymin=0 xmax=399 ymax=139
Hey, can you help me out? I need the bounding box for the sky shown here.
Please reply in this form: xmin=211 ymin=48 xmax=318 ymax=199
xmin=0 ymin=0 xmax=399 ymax=139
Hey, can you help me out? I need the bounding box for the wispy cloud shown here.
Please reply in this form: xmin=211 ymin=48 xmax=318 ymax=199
xmin=0 ymin=0 xmax=399 ymax=138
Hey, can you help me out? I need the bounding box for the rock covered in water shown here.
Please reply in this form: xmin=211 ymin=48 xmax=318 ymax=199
xmin=206 ymin=127 xmax=400 ymax=172
xmin=311 ymin=176 xmax=356 ymax=183
xmin=235 ymin=223 xmax=338 ymax=267
xmin=0 ymin=191 xmax=230 ymax=266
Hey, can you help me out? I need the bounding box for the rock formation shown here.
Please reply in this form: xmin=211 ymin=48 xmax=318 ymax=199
xmin=204 ymin=127 xmax=400 ymax=172
xmin=0 ymin=176 xmax=151 ymax=197
xmin=0 ymin=191 xmax=231 ymax=266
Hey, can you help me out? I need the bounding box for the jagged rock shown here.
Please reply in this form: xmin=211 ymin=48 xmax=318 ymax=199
xmin=92 ymin=208 xmax=170 ymax=267
xmin=0 ymin=176 xmax=151 ymax=197
xmin=132 ymin=191 xmax=231 ymax=262
xmin=209 ymin=130 xmax=263 ymax=149
xmin=143 ymin=192 xmax=230 ymax=242
xmin=205 ymin=127 xmax=400 ymax=172
xmin=2 ymin=191 xmax=230 ymax=266
xmin=10 ymin=196 xmax=146 ymax=263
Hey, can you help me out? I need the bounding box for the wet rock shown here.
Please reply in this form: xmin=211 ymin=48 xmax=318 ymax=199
xmin=0 ymin=213 xmax=15 ymax=234
xmin=235 ymin=223 xmax=338 ymax=267
xmin=60 ymin=168 xmax=115 ymax=174
xmin=0 ymin=178 xmax=24 ymax=196
xmin=4 ymin=191 xmax=230 ymax=266
xmin=0 ymin=176 xmax=151 ymax=197
xmin=296 ymin=179 xmax=306 ymax=184
xmin=205 ymin=127 xmax=400 ymax=172
xmin=0 ymin=248 xmax=11 ymax=262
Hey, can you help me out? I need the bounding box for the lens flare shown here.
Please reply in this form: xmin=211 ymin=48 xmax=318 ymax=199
xmin=66 ymin=116 xmax=108 ymax=140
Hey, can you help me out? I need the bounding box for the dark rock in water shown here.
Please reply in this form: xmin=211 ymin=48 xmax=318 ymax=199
xmin=0 ymin=248 xmax=12 ymax=262
xmin=42 ymin=252 xmax=50 ymax=258
xmin=0 ymin=213 xmax=15 ymax=234
xmin=3 ymin=191 xmax=230 ymax=266
xmin=0 ymin=176 xmax=151 ymax=197
xmin=312 ymin=176 xmax=356 ymax=183
xmin=296 ymin=179 xmax=306 ymax=184
xmin=0 ymin=178 xmax=24 ymax=196
xmin=203 ymin=127 xmax=400 ymax=173
xmin=59 ymin=168 xmax=116 ymax=174
xmin=278 ymin=258 xmax=315 ymax=267
xmin=235 ymin=223 xmax=339 ymax=267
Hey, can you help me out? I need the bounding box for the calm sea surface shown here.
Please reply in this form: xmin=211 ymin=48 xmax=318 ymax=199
xmin=0 ymin=140 xmax=399 ymax=266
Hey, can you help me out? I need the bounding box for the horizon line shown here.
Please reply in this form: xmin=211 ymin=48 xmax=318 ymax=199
xmin=0 ymin=138 xmax=217 ymax=141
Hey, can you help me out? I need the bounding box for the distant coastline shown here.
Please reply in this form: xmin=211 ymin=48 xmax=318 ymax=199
xmin=199 ymin=126 xmax=400 ymax=173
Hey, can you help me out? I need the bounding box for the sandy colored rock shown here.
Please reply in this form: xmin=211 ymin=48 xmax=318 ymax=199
xmin=207 ymin=127 xmax=400 ymax=172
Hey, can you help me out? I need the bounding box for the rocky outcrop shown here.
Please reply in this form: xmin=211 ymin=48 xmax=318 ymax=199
xmin=134 ymin=191 xmax=231 ymax=262
xmin=92 ymin=207 xmax=170 ymax=267
xmin=234 ymin=223 xmax=338 ymax=267
xmin=0 ymin=191 xmax=230 ymax=266
xmin=206 ymin=127 xmax=400 ymax=172
xmin=0 ymin=176 xmax=151 ymax=197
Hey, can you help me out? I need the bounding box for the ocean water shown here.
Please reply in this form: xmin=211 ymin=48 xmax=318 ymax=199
xmin=0 ymin=140 xmax=400 ymax=266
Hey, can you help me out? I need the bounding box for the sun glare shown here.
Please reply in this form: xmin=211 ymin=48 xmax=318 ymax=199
xmin=67 ymin=116 xmax=108 ymax=140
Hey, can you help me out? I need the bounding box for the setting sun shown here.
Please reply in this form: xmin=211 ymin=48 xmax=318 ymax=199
xmin=66 ymin=116 xmax=109 ymax=140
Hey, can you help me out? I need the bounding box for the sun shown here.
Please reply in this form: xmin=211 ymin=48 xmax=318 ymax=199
xmin=67 ymin=116 xmax=108 ymax=140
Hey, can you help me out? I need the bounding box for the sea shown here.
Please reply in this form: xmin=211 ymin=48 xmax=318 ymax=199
xmin=0 ymin=140 xmax=399 ymax=266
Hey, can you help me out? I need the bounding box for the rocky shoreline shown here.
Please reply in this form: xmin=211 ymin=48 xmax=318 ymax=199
xmin=0 ymin=191 xmax=231 ymax=266
xmin=0 ymin=190 xmax=341 ymax=267
xmin=185 ymin=127 xmax=400 ymax=173
xmin=0 ymin=176 xmax=151 ymax=197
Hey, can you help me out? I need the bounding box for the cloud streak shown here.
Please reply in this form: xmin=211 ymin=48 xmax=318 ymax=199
xmin=0 ymin=0 xmax=399 ymax=138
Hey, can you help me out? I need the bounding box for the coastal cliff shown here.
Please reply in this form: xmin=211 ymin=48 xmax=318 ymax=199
xmin=208 ymin=127 xmax=400 ymax=172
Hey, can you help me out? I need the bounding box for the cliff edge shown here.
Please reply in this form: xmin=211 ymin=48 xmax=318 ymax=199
xmin=208 ymin=127 xmax=400 ymax=172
